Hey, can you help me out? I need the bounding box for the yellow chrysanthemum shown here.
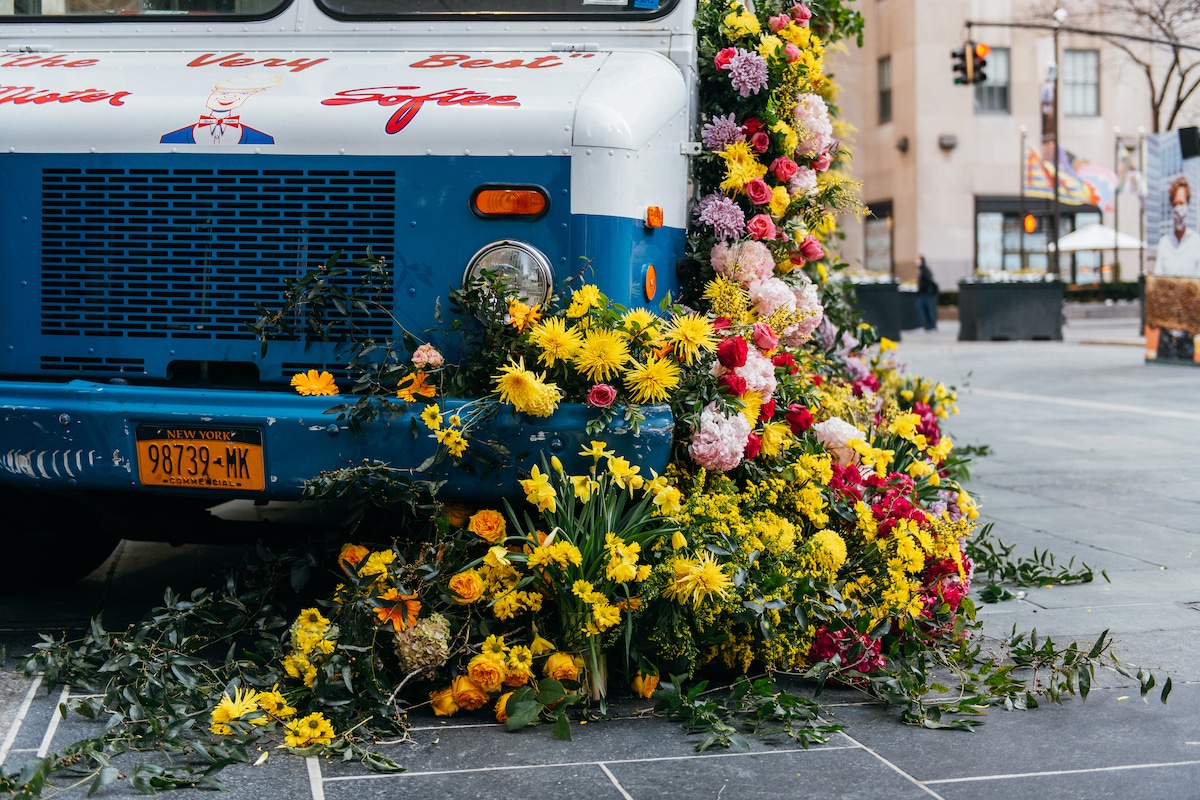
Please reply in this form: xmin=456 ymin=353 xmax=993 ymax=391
xmin=210 ymin=687 xmax=263 ymax=735
xmin=507 ymin=299 xmax=542 ymax=332
xmin=624 ymin=356 xmax=681 ymax=405
xmin=572 ymin=328 xmax=630 ymax=383
xmin=493 ymin=358 xmax=563 ymax=418
xmin=284 ymin=712 xmax=336 ymax=749
xmin=567 ymin=284 xmax=603 ymax=318
xmin=295 ymin=608 xmax=331 ymax=632
xmin=290 ymin=369 xmax=339 ymax=397
xmin=662 ymin=552 xmax=733 ymax=608
xmin=529 ymin=316 xmax=583 ymax=367
xmin=619 ymin=307 xmax=662 ymax=341
xmin=719 ymin=141 xmax=769 ymax=195
xmin=702 ymin=277 xmax=751 ymax=321
xmin=665 ymin=313 xmax=718 ymax=365
xmin=769 ymin=185 xmax=791 ymax=218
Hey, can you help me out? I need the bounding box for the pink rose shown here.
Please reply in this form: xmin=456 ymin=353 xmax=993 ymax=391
xmin=718 ymin=372 xmax=748 ymax=396
xmin=812 ymin=150 xmax=833 ymax=172
xmin=716 ymin=336 xmax=748 ymax=369
xmin=744 ymin=432 xmax=762 ymax=459
xmin=745 ymin=178 xmax=772 ymax=206
xmin=771 ymin=156 xmax=799 ymax=183
xmin=784 ymin=43 xmax=801 ymax=63
xmin=768 ymin=13 xmax=791 ymax=32
xmin=746 ymin=214 xmax=777 ymax=240
xmin=714 ymin=47 xmax=737 ymax=70
xmin=587 ymin=384 xmax=617 ymax=408
xmin=799 ymin=234 xmax=825 ymax=263
xmin=752 ymin=322 xmax=779 ymax=351
xmin=750 ymin=131 xmax=770 ymax=154
xmin=789 ymin=2 xmax=812 ymax=25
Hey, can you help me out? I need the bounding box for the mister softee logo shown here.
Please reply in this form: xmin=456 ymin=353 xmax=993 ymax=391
xmin=320 ymin=86 xmax=520 ymax=134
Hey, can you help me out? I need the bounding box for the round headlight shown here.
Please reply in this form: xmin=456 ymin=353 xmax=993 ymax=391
xmin=462 ymin=240 xmax=554 ymax=307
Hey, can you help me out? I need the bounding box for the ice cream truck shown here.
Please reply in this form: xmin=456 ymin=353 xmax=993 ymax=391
xmin=0 ymin=0 xmax=694 ymax=570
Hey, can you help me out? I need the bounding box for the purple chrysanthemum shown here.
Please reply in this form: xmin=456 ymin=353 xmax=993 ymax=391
xmin=701 ymin=113 xmax=745 ymax=152
xmin=728 ymin=49 xmax=769 ymax=98
xmin=695 ymin=192 xmax=746 ymax=241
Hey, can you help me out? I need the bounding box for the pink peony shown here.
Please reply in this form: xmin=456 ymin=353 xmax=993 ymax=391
xmin=714 ymin=47 xmax=737 ymax=70
xmin=793 ymin=93 xmax=833 ymax=158
xmin=788 ymin=166 xmax=818 ymax=198
xmin=746 ymin=213 xmax=777 ymax=240
xmin=739 ymin=345 xmax=778 ymax=398
xmin=688 ymin=402 xmax=752 ymax=472
xmin=587 ymin=383 xmax=617 ymax=408
xmin=812 ymin=417 xmax=865 ymax=466
xmin=747 ymin=277 xmax=797 ymax=319
xmin=710 ymin=240 xmax=775 ymax=287
xmin=780 ymin=280 xmax=824 ymax=345
xmin=412 ymin=343 xmax=444 ymax=368
xmin=745 ymin=178 xmax=773 ymax=206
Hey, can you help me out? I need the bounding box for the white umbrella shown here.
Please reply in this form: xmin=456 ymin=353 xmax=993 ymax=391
xmin=1050 ymin=222 xmax=1147 ymax=252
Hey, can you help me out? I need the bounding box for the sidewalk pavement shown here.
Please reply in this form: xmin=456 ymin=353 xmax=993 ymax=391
xmin=4 ymin=314 xmax=1200 ymax=799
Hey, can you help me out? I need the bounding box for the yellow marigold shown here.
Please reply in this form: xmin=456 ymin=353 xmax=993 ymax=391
xmin=337 ymin=544 xmax=369 ymax=571
xmin=572 ymin=328 xmax=630 ymax=383
xmin=290 ymin=369 xmax=339 ymax=397
xmin=468 ymin=509 xmax=506 ymax=544
xmin=284 ymin=712 xmax=335 ymax=749
xmin=723 ymin=7 xmax=760 ymax=36
xmin=769 ymin=185 xmax=791 ymax=218
xmin=360 ymin=549 xmax=396 ymax=579
xmin=624 ymin=356 xmax=681 ymax=405
xmin=529 ymin=316 xmax=583 ymax=367
xmin=808 ymin=529 xmax=847 ymax=574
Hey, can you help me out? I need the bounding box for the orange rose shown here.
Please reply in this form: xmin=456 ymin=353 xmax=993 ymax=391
xmin=451 ymin=674 xmax=489 ymax=711
xmin=429 ymin=686 xmax=459 ymax=717
xmin=494 ymin=691 xmax=514 ymax=724
xmin=443 ymin=503 xmax=472 ymax=528
xmin=631 ymin=671 xmax=659 ymax=699
xmin=468 ymin=509 xmax=506 ymax=544
xmin=467 ymin=654 xmax=507 ymax=694
xmin=543 ymin=652 xmax=579 ymax=683
xmin=448 ymin=570 xmax=484 ymax=604
xmin=338 ymin=543 xmax=369 ymax=570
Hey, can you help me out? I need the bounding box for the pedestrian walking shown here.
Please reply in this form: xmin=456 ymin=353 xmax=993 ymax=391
xmin=915 ymin=255 xmax=939 ymax=332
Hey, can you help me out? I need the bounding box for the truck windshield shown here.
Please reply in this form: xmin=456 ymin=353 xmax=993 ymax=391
xmin=2 ymin=0 xmax=286 ymax=18
xmin=317 ymin=0 xmax=674 ymax=18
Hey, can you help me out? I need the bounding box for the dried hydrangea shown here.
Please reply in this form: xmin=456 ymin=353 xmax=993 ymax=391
xmin=392 ymin=612 xmax=451 ymax=675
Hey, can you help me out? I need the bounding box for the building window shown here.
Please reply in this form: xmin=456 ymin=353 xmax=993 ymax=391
xmin=877 ymin=56 xmax=892 ymax=124
xmin=974 ymin=47 xmax=1009 ymax=114
xmin=865 ymin=200 xmax=894 ymax=275
xmin=975 ymin=208 xmax=1100 ymax=278
xmin=1061 ymin=49 xmax=1099 ymax=117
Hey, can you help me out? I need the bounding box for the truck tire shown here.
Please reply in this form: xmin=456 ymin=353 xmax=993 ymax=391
xmin=1 ymin=488 xmax=122 ymax=593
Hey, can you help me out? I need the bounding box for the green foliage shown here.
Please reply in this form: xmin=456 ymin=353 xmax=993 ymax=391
xmin=967 ymin=523 xmax=1107 ymax=602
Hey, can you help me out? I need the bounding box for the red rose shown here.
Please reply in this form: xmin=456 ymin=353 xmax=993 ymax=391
xmin=714 ymin=47 xmax=737 ymax=70
xmin=750 ymin=131 xmax=770 ymax=154
xmin=745 ymin=178 xmax=772 ymax=206
xmin=746 ymin=214 xmax=777 ymax=240
xmin=786 ymin=403 xmax=813 ymax=434
xmin=718 ymin=372 xmax=748 ymax=395
xmin=770 ymin=156 xmax=799 ymax=183
xmin=712 ymin=316 xmax=732 ymax=332
xmin=717 ymin=336 xmax=748 ymax=369
xmin=761 ymin=397 xmax=777 ymax=419
xmin=752 ymin=322 xmax=779 ymax=350
xmin=799 ymin=234 xmax=825 ymax=262
xmin=744 ymin=432 xmax=762 ymax=459
xmin=772 ymin=352 xmax=798 ymax=374
xmin=809 ymin=373 xmax=823 ymax=386
xmin=587 ymin=383 xmax=617 ymax=408
xmin=743 ymin=117 xmax=765 ymax=134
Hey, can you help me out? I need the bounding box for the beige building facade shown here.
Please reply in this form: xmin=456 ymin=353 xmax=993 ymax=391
xmin=831 ymin=0 xmax=1197 ymax=289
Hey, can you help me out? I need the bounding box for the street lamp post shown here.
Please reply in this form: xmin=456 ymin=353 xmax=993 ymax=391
xmin=1114 ymin=126 xmax=1121 ymax=284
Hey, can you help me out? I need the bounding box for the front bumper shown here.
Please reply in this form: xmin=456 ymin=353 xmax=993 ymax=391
xmin=0 ymin=380 xmax=674 ymax=501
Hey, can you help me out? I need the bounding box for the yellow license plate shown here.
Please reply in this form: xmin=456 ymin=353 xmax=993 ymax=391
xmin=136 ymin=425 xmax=265 ymax=491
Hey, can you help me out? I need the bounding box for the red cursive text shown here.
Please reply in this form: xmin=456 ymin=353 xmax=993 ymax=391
xmin=410 ymin=53 xmax=562 ymax=70
xmin=0 ymin=85 xmax=130 ymax=106
xmin=186 ymin=52 xmax=328 ymax=73
xmin=0 ymin=54 xmax=99 ymax=68
xmin=321 ymin=86 xmax=520 ymax=134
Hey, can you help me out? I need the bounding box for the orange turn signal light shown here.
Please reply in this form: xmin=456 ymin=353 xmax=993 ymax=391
xmin=472 ymin=187 xmax=549 ymax=218
xmin=645 ymin=205 xmax=664 ymax=228
xmin=644 ymin=263 xmax=658 ymax=301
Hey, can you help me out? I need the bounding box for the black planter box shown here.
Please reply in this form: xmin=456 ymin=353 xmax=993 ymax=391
xmin=957 ymin=280 xmax=1064 ymax=341
xmin=851 ymin=281 xmax=903 ymax=341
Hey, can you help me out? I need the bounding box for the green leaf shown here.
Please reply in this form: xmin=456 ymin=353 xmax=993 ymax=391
xmin=552 ymin=709 xmax=572 ymax=741
xmin=1161 ymin=677 xmax=1172 ymax=704
xmin=88 ymin=765 xmax=120 ymax=797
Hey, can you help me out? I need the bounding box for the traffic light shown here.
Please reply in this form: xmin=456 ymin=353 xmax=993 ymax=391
xmin=951 ymin=45 xmax=970 ymax=84
xmin=972 ymin=42 xmax=990 ymax=84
